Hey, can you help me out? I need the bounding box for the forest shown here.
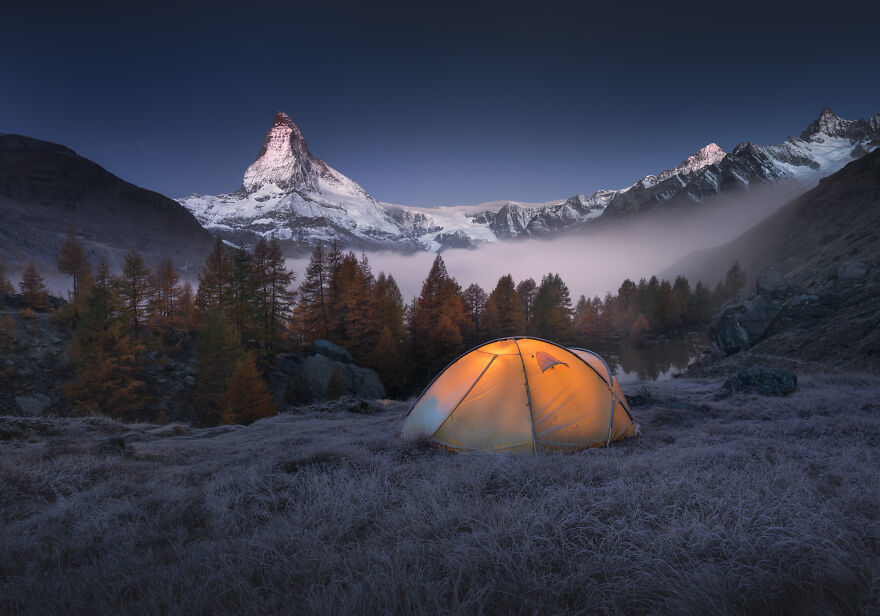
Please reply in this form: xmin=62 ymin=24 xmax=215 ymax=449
xmin=0 ymin=231 xmax=747 ymax=425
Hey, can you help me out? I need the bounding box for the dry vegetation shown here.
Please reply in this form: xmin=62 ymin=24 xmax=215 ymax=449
xmin=2 ymin=374 xmax=880 ymax=615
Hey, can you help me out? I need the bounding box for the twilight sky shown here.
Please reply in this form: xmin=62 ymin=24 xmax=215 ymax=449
xmin=2 ymin=0 xmax=878 ymax=207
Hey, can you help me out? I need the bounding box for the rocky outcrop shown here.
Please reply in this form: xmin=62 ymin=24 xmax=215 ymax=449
xmin=269 ymin=340 xmax=385 ymax=406
xmin=721 ymin=366 xmax=797 ymax=397
xmin=711 ymin=295 xmax=783 ymax=355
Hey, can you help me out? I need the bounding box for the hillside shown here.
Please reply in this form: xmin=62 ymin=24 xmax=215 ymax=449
xmin=665 ymin=147 xmax=880 ymax=285
xmin=1 ymin=372 xmax=878 ymax=614
xmin=0 ymin=135 xmax=214 ymax=273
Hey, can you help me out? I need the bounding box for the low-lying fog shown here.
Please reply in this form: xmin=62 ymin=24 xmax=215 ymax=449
xmin=289 ymin=181 xmax=809 ymax=300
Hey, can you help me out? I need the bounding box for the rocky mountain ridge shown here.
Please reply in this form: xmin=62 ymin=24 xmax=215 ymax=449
xmin=179 ymin=108 xmax=879 ymax=254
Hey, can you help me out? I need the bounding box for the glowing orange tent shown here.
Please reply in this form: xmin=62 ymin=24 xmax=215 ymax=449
xmin=401 ymin=337 xmax=637 ymax=453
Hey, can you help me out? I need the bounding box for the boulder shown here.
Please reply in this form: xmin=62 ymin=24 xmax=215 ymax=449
xmin=721 ymin=366 xmax=797 ymax=397
xmin=294 ymin=354 xmax=385 ymax=403
xmin=711 ymin=295 xmax=782 ymax=355
xmin=313 ymin=339 xmax=353 ymax=363
xmin=838 ymin=260 xmax=869 ymax=282
xmin=755 ymin=269 xmax=788 ymax=298
xmin=15 ymin=393 xmax=52 ymax=416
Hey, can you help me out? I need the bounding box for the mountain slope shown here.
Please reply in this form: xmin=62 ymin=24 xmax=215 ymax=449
xmin=0 ymin=135 xmax=214 ymax=272
xmin=665 ymin=147 xmax=880 ymax=285
xmin=179 ymin=108 xmax=879 ymax=254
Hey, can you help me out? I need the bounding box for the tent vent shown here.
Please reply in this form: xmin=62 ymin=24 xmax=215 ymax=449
xmin=535 ymin=351 xmax=568 ymax=373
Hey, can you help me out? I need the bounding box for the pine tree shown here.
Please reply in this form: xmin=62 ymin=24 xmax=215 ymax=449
xmin=196 ymin=238 xmax=232 ymax=314
xmin=484 ymin=274 xmax=525 ymax=339
xmin=462 ymin=283 xmax=488 ymax=345
xmin=195 ymin=311 xmax=246 ymax=426
xmin=116 ymin=250 xmax=154 ymax=332
xmin=19 ymin=262 xmax=48 ymax=309
xmin=221 ymin=353 xmax=277 ymax=424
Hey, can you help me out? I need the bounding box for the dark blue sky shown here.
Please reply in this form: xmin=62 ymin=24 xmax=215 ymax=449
xmin=2 ymin=0 xmax=878 ymax=206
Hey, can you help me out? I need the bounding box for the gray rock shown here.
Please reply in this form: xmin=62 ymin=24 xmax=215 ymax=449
xmin=313 ymin=339 xmax=353 ymax=363
xmin=755 ymin=269 xmax=788 ymax=297
xmin=721 ymin=366 xmax=797 ymax=397
xmin=711 ymin=295 xmax=782 ymax=355
xmin=295 ymin=354 xmax=385 ymax=402
xmin=15 ymin=393 xmax=52 ymax=416
xmin=838 ymin=260 xmax=869 ymax=282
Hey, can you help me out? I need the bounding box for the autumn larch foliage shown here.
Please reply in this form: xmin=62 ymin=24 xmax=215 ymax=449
xmin=19 ymin=262 xmax=48 ymax=310
xmin=221 ymin=352 xmax=277 ymax=425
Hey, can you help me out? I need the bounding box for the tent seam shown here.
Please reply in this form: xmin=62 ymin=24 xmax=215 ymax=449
xmin=512 ymin=338 xmax=539 ymax=454
xmin=430 ymin=354 xmax=498 ymax=438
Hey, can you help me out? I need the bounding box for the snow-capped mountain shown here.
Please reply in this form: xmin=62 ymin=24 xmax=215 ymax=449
xmin=179 ymin=108 xmax=879 ymax=253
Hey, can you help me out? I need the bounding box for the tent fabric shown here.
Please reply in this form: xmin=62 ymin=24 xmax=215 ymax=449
xmin=401 ymin=337 xmax=637 ymax=453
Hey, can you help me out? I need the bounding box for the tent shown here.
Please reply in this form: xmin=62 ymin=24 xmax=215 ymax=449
xmin=401 ymin=337 xmax=637 ymax=453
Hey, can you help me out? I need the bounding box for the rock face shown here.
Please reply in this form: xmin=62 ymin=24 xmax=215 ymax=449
xmin=269 ymin=340 xmax=385 ymax=405
xmin=755 ymin=269 xmax=789 ymax=298
xmin=711 ymin=295 xmax=783 ymax=355
xmin=721 ymin=366 xmax=797 ymax=397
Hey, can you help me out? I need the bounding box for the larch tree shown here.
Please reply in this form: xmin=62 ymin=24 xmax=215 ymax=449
xmin=368 ymin=272 xmax=408 ymax=393
xmin=516 ymin=277 xmax=537 ymax=324
xmin=462 ymin=283 xmax=488 ymax=345
xmin=56 ymin=228 xmax=92 ymax=309
xmin=0 ymin=261 xmax=14 ymax=302
xmin=116 ymin=250 xmax=154 ymax=332
xmin=19 ymin=262 xmax=48 ymax=309
xmin=153 ymin=257 xmax=181 ymax=321
xmin=296 ymin=243 xmax=330 ymax=342
xmin=529 ymin=273 xmax=573 ymax=343
xmin=221 ymin=352 xmax=277 ymax=425
xmin=196 ymin=238 xmax=232 ymax=314
xmin=252 ymin=237 xmax=294 ymax=352
xmin=407 ymin=254 xmax=470 ymax=383
xmin=484 ymin=274 xmax=525 ymax=339
xmin=194 ymin=310 xmax=245 ymax=426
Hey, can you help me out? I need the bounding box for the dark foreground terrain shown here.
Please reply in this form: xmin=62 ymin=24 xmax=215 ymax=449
xmin=2 ymin=373 xmax=879 ymax=615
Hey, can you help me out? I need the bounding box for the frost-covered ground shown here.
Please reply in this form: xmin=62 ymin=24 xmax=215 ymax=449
xmin=2 ymin=374 xmax=880 ymax=615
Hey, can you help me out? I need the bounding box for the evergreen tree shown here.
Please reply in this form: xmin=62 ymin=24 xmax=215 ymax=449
xmin=368 ymin=273 xmax=408 ymax=393
xmin=407 ymin=255 xmax=470 ymax=383
xmin=227 ymin=244 xmax=257 ymax=340
xmin=221 ymin=353 xmax=277 ymax=425
xmin=484 ymin=274 xmax=525 ymax=339
xmin=297 ymin=243 xmax=330 ymax=342
xmin=19 ymin=262 xmax=48 ymax=309
xmin=196 ymin=238 xmax=232 ymax=314
xmin=528 ymin=273 xmax=573 ymax=343
xmin=691 ymin=280 xmax=711 ymax=323
xmin=252 ymin=237 xmax=294 ymax=352
xmin=724 ymin=261 xmax=747 ymax=298
xmin=516 ymin=278 xmax=537 ymax=323
xmin=116 ymin=250 xmax=154 ymax=332
xmin=462 ymin=283 xmax=488 ymax=345
xmin=0 ymin=261 xmax=12 ymax=306
xmin=195 ymin=311 xmax=246 ymax=426
xmin=152 ymin=257 xmax=182 ymax=327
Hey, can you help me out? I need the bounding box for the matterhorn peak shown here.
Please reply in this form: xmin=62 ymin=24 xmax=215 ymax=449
xmin=242 ymin=111 xmax=316 ymax=194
